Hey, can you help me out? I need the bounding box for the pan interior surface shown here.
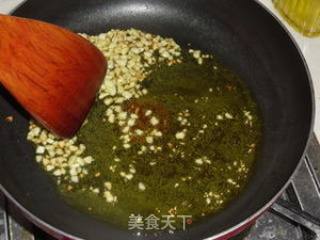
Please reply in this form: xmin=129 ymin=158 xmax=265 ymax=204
xmin=0 ymin=0 xmax=313 ymax=239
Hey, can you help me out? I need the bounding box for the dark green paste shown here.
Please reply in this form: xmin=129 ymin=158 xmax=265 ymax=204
xmin=58 ymin=52 xmax=262 ymax=228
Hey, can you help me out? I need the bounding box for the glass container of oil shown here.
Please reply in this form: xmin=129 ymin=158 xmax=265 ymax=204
xmin=273 ymin=0 xmax=320 ymax=37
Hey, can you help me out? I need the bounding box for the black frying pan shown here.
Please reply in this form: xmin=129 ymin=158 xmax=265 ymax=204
xmin=0 ymin=0 xmax=314 ymax=239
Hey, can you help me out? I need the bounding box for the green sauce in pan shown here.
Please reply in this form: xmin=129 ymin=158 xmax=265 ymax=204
xmin=57 ymin=53 xmax=262 ymax=228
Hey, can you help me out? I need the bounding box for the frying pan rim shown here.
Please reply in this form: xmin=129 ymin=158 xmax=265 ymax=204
xmin=0 ymin=0 xmax=315 ymax=239
xmin=4 ymin=0 xmax=27 ymax=14
xmin=207 ymin=2 xmax=316 ymax=239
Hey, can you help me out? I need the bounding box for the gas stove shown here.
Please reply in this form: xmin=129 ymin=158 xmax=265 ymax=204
xmin=1 ymin=134 xmax=320 ymax=240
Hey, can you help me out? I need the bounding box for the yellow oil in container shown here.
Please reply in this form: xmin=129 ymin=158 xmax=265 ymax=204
xmin=273 ymin=0 xmax=320 ymax=37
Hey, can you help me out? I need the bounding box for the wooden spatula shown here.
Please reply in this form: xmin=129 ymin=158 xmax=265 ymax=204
xmin=0 ymin=15 xmax=107 ymax=138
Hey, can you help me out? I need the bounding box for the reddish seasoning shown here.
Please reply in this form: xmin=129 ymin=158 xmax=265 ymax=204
xmin=123 ymin=99 xmax=171 ymax=143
